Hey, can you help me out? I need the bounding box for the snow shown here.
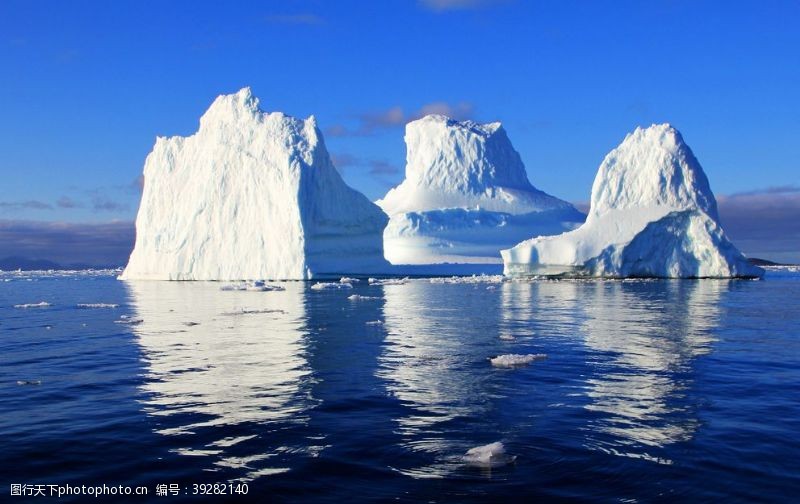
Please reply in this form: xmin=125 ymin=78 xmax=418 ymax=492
xmin=502 ymin=124 xmax=764 ymax=278
xmin=463 ymin=442 xmax=515 ymax=467
xmin=489 ymin=354 xmax=547 ymax=368
xmin=13 ymin=301 xmax=51 ymax=308
xmin=77 ymin=303 xmax=119 ymax=308
xmin=377 ymin=115 xmax=584 ymax=265
xmin=121 ymin=87 xmax=389 ymax=281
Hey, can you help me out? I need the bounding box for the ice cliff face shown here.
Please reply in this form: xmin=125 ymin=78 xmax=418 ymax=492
xmin=377 ymin=115 xmax=584 ymax=265
xmin=502 ymin=124 xmax=762 ymax=278
xmin=121 ymin=88 xmax=389 ymax=280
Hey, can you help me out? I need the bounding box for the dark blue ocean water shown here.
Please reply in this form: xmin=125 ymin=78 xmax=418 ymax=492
xmin=1 ymin=271 xmax=799 ymax=502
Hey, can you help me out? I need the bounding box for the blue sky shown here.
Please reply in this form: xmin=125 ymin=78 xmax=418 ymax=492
xmin=0 ymin=0 xmax=798 ymax=263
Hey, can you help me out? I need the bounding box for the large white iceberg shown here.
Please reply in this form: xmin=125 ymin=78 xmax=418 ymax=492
xmin=376 ymin=115 xmax=584 ymax=265
xmin=502 ymin=124 xmax=763 ymax=278
xmin=121 ymin=88 xmax=389 ymax=280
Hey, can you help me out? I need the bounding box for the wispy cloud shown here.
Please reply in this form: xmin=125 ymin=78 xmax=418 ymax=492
xmin=0 ymin=219 xmax=134 ymax=267
xmin=56 ymin=196 xmax=82 ymax=209
xmin=264 ymin=13 xmax=325 ymax=25
xmin=0 ymin=200 xmax=53 ymax=211
xmin=91 ymin=197 xmax=129 ymax=213
xmin=330 ymin=152 xmax=402 ymax=178
xmin=418 ymin=0 xmax=509 ymax=12
xmin=326 ymin=101 xmax=475 ymax=137
xmin=724 ymin=184 xmax=800 ymax=198
xmin=368 ymin=159 xmax=401 ymax=176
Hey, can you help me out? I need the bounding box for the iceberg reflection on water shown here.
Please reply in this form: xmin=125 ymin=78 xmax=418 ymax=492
xmin=119 ymin=276 xmax=747 ymax=490
xmin=578 ymin=280 xmax=723 ymax=464
xmin=126 ymin=280 xmax=320 ymax=480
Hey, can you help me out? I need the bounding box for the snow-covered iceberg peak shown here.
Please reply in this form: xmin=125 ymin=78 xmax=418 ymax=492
xmin=502 ymin=123 xmax=762 ymax=278
xmin=121 ymin=88 xmax=389 ymax=281
xmin=376 ymin=115 xmax=584 ymax=265
xmin=589 ymin=123 xmax=718 ymax=220
xmin=378 ymin=115 xmax=573 ymax=215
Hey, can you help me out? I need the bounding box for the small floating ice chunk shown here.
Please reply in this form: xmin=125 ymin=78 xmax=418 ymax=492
xmin=221 ymin=282 xmax=285 ymax=292
xmin=499 ymin=334 xmax=515 ymax=341
xmin=16 ymin=380 xmax=42 ymax=386
xmin=114 ymin=316 xmax=143 ymax=325
xmin=77 ymin=303 xmax=119 ymax=309
xmin=220 ymin=283 xmax=246 ymax=291
xmin=311 ymin=282 xmax=353 ymax=290
xmin=365 ymin=320 xmax=384 ymax=325
xmin=490 ymin=353 xmax=547 ymax=368
xmin=340 ymin=277 xmax=360 ymax=283
xmin=348 ymin=294 xmax=379 ymax=301
xmin=13 ymin=302 xmax=51 ymax=309
xmin=368 ymin=277 xmax=408 ymax=286
xmin=463 ymin=442 xmax=515 ymax=467
xmin=430 ymin=274 xmax=504 ymax=285
xmin=220 ymin=308 xmax=286 ymax=316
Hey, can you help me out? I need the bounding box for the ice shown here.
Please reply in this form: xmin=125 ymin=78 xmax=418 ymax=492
xmin=310 ymin=282 xmax=353 ymax=290
xmin=114 ymin=316 xmax=144 ymax=325
xmin=489 ymin=353 xmax=547 ymax=367
xmin=220 ymin=308 xmax=286 ymax=316
xmin=502 ymin=124 xmax=764 ymax=279
xmin=368 ymin=277 xmax=409 ymax=286
xmin=429 ymin=274 xmax=504 ymax=284
xmin=347 ymin=294 xmax=380 ymax=301
xmin=365 ymin=320 xmax=384 ymax=325
xmin=121 ymin=87 xmax=389 ymax=281
xmin=76 ymin=303 xmax=119 ymax=308
xmin=16 ymin=380 xmax=42 ymax=386
xmin=339 ymin=277 xmax=360 ymax=283
xmin=13 ymin=301 xmax=51 ymax=308
xmin=463 ymin=442 xmax=516 ymax=467
xmin=377 ymin=115 xmax=584 ymax=265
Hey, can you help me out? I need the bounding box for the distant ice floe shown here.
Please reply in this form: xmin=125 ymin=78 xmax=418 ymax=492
xmin=114 ymin=315 xmax=144 ymax=325
xmin=463 ymin=442 xmax=516 ymax=467
xmin=490 ymin=353 xmax=547 ymax=368
xmin=77 ymin=303 xmax=119 ymax=308
xmin=340 ymin=277 xmax=360 ymax=283
xmin=368 ymin=277 xmax=409 ymax=286
xmin=13 ymin=302 xmax=51 ymax=309
xmin=220 ymin=308 xmax=286 ymax=316
xmin=348 ymin=294 xmax=380 ymax=301
xmin=1 ymin=268 xmax=121 ymax=280
xmin=365 ymin=320 xmax=384 ymax=325
xmin=220 ymin=281 xmax=286 ymax=292
xmin=430 ymin=274 xmax=504 ymax=284
xmin=310 ymin=282 xmax=353 ymax=290
xmin=16 ymin=380 xmax=42 ymax=386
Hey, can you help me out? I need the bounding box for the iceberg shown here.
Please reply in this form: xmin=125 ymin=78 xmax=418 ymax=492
xmin=377 ymin=115 xmax=585 ymax=265
xmin=502 ymin=124 xmax=763 ymax=278
xmin=121 ymin=88 xmax=389 ymax=281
